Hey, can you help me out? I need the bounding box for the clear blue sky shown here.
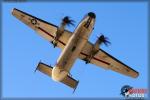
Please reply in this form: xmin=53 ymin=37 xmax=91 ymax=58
xmin=2 ymin=2 xmax=148 ymax=98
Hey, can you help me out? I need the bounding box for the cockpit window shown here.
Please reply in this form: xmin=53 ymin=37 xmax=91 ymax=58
xmin=84 ymin=17 xmax=92 ymax=28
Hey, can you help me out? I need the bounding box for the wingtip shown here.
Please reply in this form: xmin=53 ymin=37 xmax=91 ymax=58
xmin=11 ymin=8 xmax=17 ymax=15
xmin=135 ymin=72 xmax=139 ymax=78
xmin=132 ymin=71 xmax=139 ymax=78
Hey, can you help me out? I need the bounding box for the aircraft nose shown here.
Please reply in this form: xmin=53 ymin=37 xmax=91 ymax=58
xmin=88 ymin=12 xmax=96 ymax=18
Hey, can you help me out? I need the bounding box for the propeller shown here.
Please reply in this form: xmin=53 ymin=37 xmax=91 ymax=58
xmin=62 ymin=16 xmax=75 ymax=27
xmin=98 ymin=34 xmax=111 ymax=46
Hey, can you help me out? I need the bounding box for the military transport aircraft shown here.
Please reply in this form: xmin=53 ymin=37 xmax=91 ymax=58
xmin=12 ymin=8 xmax=139 ymax=91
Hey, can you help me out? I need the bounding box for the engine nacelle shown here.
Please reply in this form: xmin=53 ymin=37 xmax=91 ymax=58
xmin=84 ymin=35 xmax=110 ymax=64
xmin=57 ymin=16 xmax=69 ymax=34
xmin=57 ymin=16 xmax=74 ymax=33
xmin=54 ymin=22 xmax=66 ymax=39
xmin=52 ymin=16 xmax=75 ymax=47
xmin=91 ymin=35 xmax=105 ymax=53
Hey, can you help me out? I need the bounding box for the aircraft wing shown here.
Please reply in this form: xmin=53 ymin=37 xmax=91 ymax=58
xmin=12 ymin=8 xmax=72 ymax=49
xmin=79 ymin=42 xmax=139 ymax=78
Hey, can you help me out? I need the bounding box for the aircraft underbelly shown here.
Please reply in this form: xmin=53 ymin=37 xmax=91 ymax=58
xmin=57 ymin=29 xmax=88 ymax=71
xmin=63 ymin=36 xmax=87 ymax=71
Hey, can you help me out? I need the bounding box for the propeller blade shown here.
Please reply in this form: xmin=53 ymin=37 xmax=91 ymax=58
xmin=98 ymin=34 xmax=111 ymax=46
xmin=62 ymin=16 xmax=75 ymax=27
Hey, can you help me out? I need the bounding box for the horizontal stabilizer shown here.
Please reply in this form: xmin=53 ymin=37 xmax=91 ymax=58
xmin=61 ymin=75 xmax=79 ymax=90
xmin=35 ymin=62 xmax=79 ymax=90
xmin=35 ymin=62 xmax=53 ymax=77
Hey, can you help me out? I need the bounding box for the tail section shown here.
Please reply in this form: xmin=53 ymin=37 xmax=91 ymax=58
xmin=35 ymin=62 xmax=79 ymax=90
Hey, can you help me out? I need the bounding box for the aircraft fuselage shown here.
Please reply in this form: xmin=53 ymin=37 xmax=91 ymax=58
xmin=52 ymin=12 xmax=96 ymax=81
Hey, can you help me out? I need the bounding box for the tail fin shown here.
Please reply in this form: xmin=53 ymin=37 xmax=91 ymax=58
xmin=35 ymin=62 xmax=79 ymax=90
